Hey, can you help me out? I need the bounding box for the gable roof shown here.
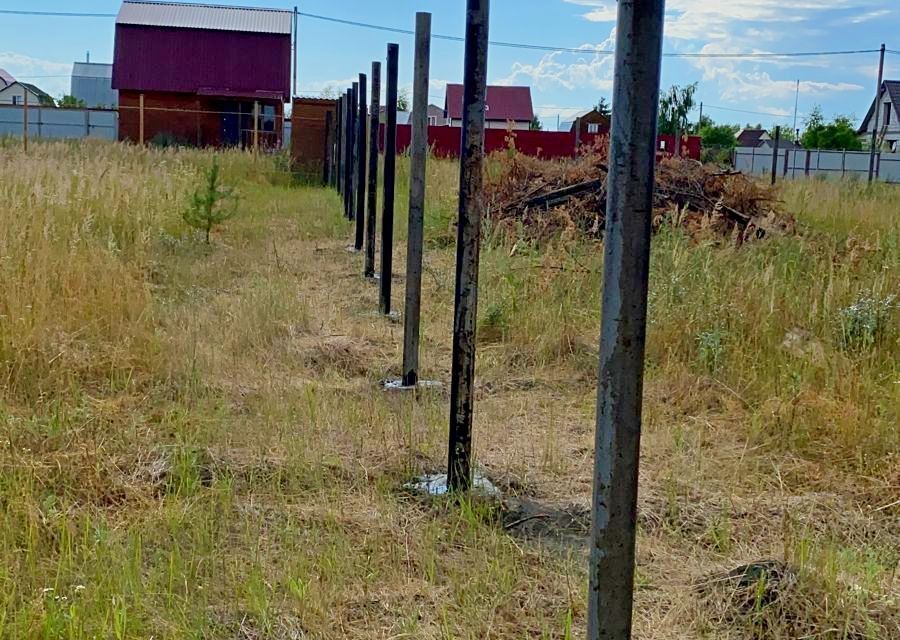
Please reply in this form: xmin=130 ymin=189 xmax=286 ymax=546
xmin=736 ymin=128 xmax=769 ymax=147
xmin=444 ymin=84 xmax=534 ymax=122
xmin=0 ymin=81 xmax=54 ymax=104
xmin=858 ymin=80 xmax=900 ymax=133
xmin=117 ymin=0 xmax=292 ymax=35
xmin=0 ymin=68 xmax=14 ymax=88
xmin=73 ymin=62 xmax=113 ymax=79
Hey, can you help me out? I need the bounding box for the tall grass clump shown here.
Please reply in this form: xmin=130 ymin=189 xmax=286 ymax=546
xmin=0 ymin=141 xmax=284 ymax=403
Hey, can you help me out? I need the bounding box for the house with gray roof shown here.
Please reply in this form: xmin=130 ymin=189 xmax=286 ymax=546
xmin=858 ymin=80 xmax=900 ymax=152
xmin=71 ymin=62 xmax=118 ymax=108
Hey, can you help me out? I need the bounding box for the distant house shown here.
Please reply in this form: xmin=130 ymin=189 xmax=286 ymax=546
xmin=858 ymin=80 xmax=900 ymax=152
xmin=112 ymin=0 xmax=293 ymax=147
xmin=566 ymin=108 xmax=611 ymax=141
xmin=736 ymin=128 xmax=801 ymax=150
xmin=0 ymin=81 xmax=55 ymax=106
xmin=71 ymin=62 xmax=118 ymax=108
xmin=444 ymin=84 xmax=534 ymax=130
xmin=427 ymin=104 xmax=450 ymax=127
xmin=0 ymin=68 xmax=15 ymax=90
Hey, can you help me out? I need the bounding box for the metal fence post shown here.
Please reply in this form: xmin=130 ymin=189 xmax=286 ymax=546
xmin=323 ymin=110 xmax=333 ymax=186
xmin=380 ymin=43 xmax=400 ymax=315
xmin=344 ymin=87 xmax=354 ymax=219
xmin=356 ymin=74 xmax=368 ymax=252
xmin=335 ymin=95 xmax=344 ymax=194
xmin=770 ymin=126 xmax=780 ymax=185
xmin=333 ymin=101 xmax=341 ymax=189
xmin=750 ymin=146 xmax=755 ymax=174
xmin=588 ymin=1 xmax=665 ymax=638
xmin=447 ymin=0 xmax=490 ymax=493
xmin=366 ymin=62 xmax=382 ymax=278
xmin=85 ymin=109 xmax=91 ymax=137
xmin=401 ymin=12 xmax=432 ymax=387
xmin=139 ymin=93 xmax=145 ymax=145
xmin=841 ymin=148 xmax=847 ymax=179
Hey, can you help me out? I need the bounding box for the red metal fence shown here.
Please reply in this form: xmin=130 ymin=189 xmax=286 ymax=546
xmin=380 ymin=123 xmax=701 ymax=160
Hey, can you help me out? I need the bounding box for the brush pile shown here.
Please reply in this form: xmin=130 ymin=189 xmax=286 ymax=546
xmin=486 ymin=139 xmax=796 ymax=244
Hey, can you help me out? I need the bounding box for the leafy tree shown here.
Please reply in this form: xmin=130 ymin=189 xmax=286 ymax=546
xmin=397 ymin=89 xmax=410 ymax=112
xmin=658 ymin=83 xmax=698 ymax=135
xmin=595 ymin=96 xmax=611 ymax=119
xmin=183 ymin=160 xmax=238 ymax=244
xmin=57 ymin=94 xmax=86 ymax=109
xmin=801 ymin=106 xmax=862 ymax=150
xmin=529 ymin=115 xmax=543 ymax=131
xmin=699 ymin=120 xmax=740 ymax=148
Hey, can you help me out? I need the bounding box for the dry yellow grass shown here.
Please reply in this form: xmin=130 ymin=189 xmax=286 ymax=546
xmin=0 ymin=139 xmax=896 ymax=639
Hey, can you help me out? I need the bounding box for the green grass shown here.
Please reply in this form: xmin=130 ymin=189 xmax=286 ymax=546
xmin=0 ymin=140 xmax=896 ymax=639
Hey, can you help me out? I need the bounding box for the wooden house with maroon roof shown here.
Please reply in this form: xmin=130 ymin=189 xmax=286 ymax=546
xmin=112 ymin=0 xmax=293 ymax=147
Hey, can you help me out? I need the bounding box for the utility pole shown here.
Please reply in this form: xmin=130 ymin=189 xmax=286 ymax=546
xmin=587 ymin=1 xmax=665 ymax=638
xmin=698 ymin=101 xmax=703 ymax=129
xmin=293 ymin=6 xmax=299 ymax=97
xmin=447 ymin=0 xmax=490 ymax=493
xmin=401 ymin=12 xmax=432 ymax=388
xmin=792 ymin=80 xmax=800 ymax=135
xmin=868 ymin=44 xmax=886 ymax=184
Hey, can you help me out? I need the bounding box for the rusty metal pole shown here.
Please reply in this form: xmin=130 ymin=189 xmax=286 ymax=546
xmin=770 ymin=126 xmax=780 ymax=186
xmin=588 ymin=1 xmax=665 ymax=639
xmin=380 ymin=43 xmax=400 ymax=315
xmin=867 ymin=44 xmax=885 ymax=184
xmin=355 ymin=74 xmax=368 ymax=251
xmin=401 ymin=12 xmax=432 ymax=387
xmin=447 ymin=0 xmax=490 ymax=493
xmin=366 ymin=62 xmax=382 ymax=278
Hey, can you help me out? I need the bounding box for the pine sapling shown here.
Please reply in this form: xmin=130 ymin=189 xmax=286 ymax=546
xmin=183 ymin=159 xmax=237 ymax=243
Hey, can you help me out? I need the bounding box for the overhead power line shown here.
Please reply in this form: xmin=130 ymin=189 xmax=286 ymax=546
xmin=0 ymin=9 xmax=116 ymax=17
xmin=0 ymin=8 xmax=887 ymax=59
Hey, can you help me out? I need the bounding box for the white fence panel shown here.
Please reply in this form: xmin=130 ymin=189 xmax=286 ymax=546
xmin=0 ymin=105 xmax=117 ymax=141
xmin=735 ymin=146 xmax=900 ymax=183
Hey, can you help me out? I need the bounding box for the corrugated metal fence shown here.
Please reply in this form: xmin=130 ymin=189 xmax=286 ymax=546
xmin=1 ymin=104 xmax=293 ymax=149
xmin=735 ymin=146 xmax=900 ymax=183
xmin=0 ymin=105 xmax=118 ymax=141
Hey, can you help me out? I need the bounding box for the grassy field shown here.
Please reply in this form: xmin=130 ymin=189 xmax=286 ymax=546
xmin=0 ymin=139 xmax=897 ymax=639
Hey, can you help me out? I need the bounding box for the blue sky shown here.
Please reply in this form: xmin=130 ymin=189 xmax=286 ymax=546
xmin=2 ymin=0 xmax=899 ymax=131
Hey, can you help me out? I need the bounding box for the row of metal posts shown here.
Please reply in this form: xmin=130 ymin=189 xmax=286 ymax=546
xmin=322 ymin=1 xmax=665 ymax=637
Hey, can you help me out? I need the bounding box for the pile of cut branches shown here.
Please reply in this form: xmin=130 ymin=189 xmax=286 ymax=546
xmin=486 ymin=141 xmax=796 ymax=244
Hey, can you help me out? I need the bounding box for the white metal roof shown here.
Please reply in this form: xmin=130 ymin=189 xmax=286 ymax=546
xmin=72 ymin=62 xmax=113 ymax=79
xmin=117 ymin=1 xmax=293 ymax=35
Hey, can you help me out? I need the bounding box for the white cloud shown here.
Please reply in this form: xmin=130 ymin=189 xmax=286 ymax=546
xmin=0 ymin=52 xmax=71 ymax=99
xmin=849 ymin=9 xmax=892 ymax=23
xmin=497 ymin=28 xmax=616 ymax=92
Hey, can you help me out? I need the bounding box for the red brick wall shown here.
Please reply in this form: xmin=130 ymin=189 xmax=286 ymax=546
xmin=290 ymin=98 xmax=338 ymax=177
xmin=119 ymin=90 xmax=283 ymax=148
